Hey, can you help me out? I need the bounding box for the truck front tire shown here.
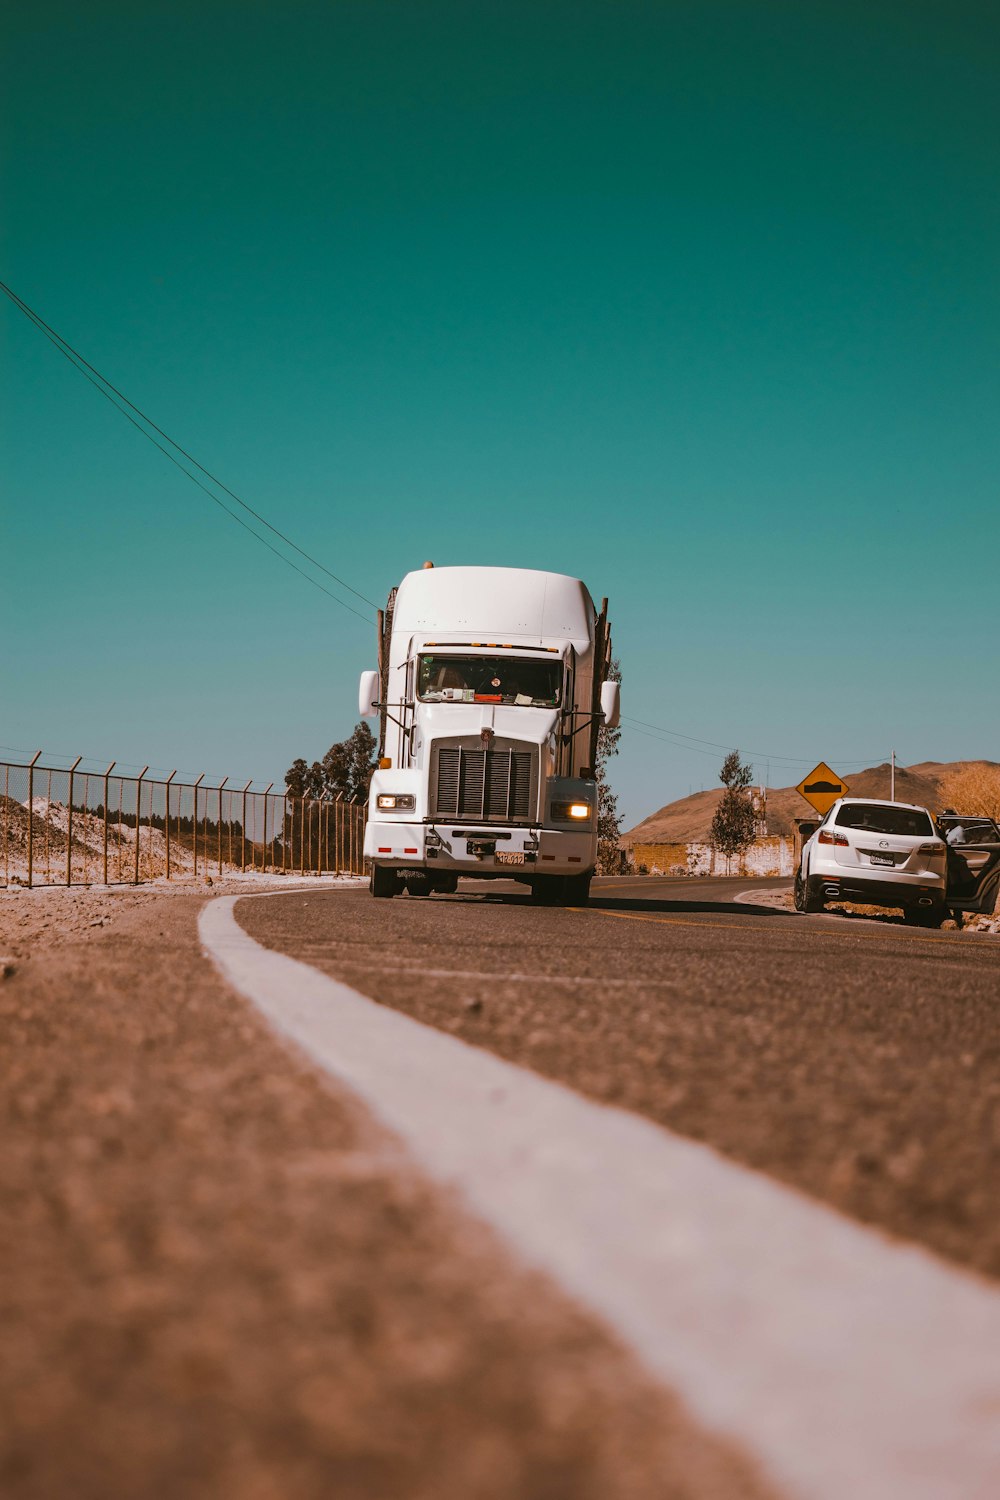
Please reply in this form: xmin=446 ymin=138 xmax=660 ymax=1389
xmin=530 ymin=872 xmax=592 ymax=907
xmin=370 ymin=865 xmax=400 ymax=899
xmin=562 ymin=871 xmax=592 ymax=905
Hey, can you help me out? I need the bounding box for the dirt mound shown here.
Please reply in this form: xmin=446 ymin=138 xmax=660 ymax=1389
xmin=625 ymin=760 xmax=997 ymax=844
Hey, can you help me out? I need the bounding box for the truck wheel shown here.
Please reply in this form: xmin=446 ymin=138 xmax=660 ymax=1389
xmin=531 ymin=876 xmax=565 ymax=905
xmin=404 ymin=872 xmax=434 ymax=897
xmin=562 ymin=871 xmax=592 ymax=905
xmin=370 ymin=865 xmax=399 ymax=899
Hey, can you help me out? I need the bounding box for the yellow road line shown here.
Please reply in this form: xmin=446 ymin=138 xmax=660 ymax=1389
xmin=593 ymin=876 xmax=700 ymax=893
xmin=580 ymin=904 xmax=990 ymax=951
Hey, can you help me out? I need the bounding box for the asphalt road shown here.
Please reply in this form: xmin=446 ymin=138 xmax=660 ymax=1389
xmin=240 ymin=873 xmax=1000 ymax=1281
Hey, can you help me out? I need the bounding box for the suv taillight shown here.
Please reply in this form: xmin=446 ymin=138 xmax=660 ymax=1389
xmin=818 ymin=829 xmax=848 ymax=846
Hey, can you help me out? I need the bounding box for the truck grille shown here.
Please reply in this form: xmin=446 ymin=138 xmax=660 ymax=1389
xmin=432 ymin=744 xmax=536 ymax=822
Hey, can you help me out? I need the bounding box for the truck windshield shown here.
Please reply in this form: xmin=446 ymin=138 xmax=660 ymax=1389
xmin=417 ymin=655 xmax=561 ymax=707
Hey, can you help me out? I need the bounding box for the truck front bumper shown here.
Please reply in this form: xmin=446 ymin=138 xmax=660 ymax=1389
xmin=364 ymin=821 xmax=595 ymax=877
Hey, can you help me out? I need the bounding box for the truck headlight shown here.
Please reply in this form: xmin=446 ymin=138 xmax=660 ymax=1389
xmin=552 ymin=801 xmax=591 ymax=821
xmin=376 ymin=794 xmax=415 ymax=811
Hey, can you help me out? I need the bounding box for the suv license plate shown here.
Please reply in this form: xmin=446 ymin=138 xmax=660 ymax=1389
xmin=868 ymin=854 xmax=894 ymax=867
xmin=496 ymin=851 xmax=525 ymax=866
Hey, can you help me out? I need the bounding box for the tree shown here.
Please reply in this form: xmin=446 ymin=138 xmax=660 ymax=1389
xmin=596 ymin=657 xmax=623 ymax=874
xmin=710 ymin=749 xmax=756 ymax=869
xmin=284 ymin=722 xmax=377 ymax=801
xmin=285 ymin=758 xmax=308 ymax=799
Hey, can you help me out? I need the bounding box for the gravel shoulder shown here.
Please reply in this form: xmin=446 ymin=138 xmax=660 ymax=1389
xmin=0 ymin=882 xmax=773 ymax=1500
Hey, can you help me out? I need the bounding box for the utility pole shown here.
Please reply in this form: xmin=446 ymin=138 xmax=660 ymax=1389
xmin=890 ymin=750 xmax=896 ymax=802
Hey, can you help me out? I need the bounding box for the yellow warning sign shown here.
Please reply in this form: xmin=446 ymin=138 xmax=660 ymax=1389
xmin=796 ymin=762 xmax=849 ymax=816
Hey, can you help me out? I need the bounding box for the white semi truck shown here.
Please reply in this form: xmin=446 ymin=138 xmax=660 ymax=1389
xmin=358 ymin=564 xmax=619 ymax=904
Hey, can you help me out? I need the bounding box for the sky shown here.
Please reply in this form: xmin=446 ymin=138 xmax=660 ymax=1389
xmin=2 ymin=1 xmax=998 ymax=827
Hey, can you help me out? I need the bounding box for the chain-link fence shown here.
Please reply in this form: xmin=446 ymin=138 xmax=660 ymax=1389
xmin=0 ymin=753 xmax=368 ymax=887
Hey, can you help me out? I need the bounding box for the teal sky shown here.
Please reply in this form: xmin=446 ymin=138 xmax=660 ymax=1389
xmin=2 ymin=1 xmax=998 ymax=826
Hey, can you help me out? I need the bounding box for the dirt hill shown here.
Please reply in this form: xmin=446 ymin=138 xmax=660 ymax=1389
xmin=624 ymin=761 xmax=998 ymax=844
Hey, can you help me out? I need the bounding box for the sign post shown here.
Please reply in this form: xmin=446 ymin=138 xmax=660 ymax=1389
xmin=796 ymin=762 xmax=849 ymax=817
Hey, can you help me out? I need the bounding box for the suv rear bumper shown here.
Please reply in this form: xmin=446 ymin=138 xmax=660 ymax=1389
xmin=807 ymin=873 xmax=945 ymax=908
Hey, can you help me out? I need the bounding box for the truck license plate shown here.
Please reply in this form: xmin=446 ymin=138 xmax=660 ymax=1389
xmin=496 ymin=851 xmax=525 ymax=865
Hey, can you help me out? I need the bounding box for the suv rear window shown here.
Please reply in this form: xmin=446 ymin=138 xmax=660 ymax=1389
xmin=834 ymin=804 xmax=933 ymax=837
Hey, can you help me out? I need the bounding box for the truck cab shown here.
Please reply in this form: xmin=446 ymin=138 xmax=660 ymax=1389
xmin=359 ymin=565 xmax=619 ymax=905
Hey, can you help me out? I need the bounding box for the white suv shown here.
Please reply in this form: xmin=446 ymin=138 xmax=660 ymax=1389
xmin=794 ymin=797 xmax=948 ymax=925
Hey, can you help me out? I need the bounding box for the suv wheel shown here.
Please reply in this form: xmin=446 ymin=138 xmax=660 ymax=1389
xmin=795 ymin=866 xmax=824 ymax=914
xmin=904 ymin=902 xmax=946 ymax=928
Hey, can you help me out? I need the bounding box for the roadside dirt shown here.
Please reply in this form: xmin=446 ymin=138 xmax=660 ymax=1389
xmin=0 ymin=883 xmax=774 ymax=1500
xmin=741 ymin=885 xmax=1000 ymax=933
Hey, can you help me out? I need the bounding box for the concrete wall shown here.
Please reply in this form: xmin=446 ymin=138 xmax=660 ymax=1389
xmin=630 ymin=837 xmax=794 ymax=878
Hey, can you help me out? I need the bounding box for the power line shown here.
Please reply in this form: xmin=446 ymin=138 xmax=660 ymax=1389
xmin=622 ymin=716 xmax=887 ymax=770
xmin=1 ymin=279 xmax=378 ymax=621
xmin=0 ymin=743 xmax=270 ymax=785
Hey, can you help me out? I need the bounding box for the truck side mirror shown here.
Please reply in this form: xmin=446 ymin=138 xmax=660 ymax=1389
xmin=600 ymin=680 xmax=620 ymax=729
xmin=358 ymin=670 xmax=380 ymax=718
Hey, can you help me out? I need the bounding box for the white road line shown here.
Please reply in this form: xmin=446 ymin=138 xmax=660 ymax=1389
xmin=201 ymin=894 xmax=1000 ymax=1500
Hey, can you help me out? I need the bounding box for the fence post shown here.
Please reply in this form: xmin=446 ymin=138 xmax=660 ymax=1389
xmin=217 ymin=777 xmax=228 ymax=879
xmin=164 ymin=771 xmax=176 ymax=879
xmin=44 ymin=768 xmax=53 ymax=881
xmin=193 ymin=774 xmax=205 ymax=879
xmin=262 ymin=782 xmax=274 ymax=872
xmin=102 ymin=761 xmax=115 ymax=885
xmin=66 ymin=755 xmax=82 ymax=887
xmin=241 ymin=780 xmax=251 ymax=872
xmin=26 ymin=750 xmax=42 ymax=889
xmin=133 ymin=767 xmax=149 ymax=885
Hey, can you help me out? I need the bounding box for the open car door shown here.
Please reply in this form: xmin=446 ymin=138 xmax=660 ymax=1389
xmin=938 ymin=816 xmax=1000 ymax=915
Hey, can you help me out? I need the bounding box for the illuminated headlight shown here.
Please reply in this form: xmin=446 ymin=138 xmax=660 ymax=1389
xmin=376 ymin=794 xmax=415 ymax=811
xmin=552 ymin=801 xmax=591 ymax=822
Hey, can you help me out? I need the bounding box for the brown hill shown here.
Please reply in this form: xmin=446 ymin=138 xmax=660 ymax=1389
xmin=624 ymin=761 xmax=999 ymax=844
